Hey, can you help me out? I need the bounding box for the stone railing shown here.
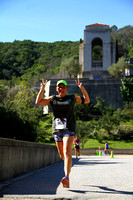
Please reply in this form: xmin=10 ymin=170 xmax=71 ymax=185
xmin=0 ymin=138 xmax=61 ymax=181
xmin=72 ymin=148 xmax=133 ymax=155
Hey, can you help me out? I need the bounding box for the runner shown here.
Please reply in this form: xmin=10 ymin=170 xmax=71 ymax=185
xmin=74 ymin=136 xmax=80 ymax=158
xmin=35 ymin=79 xmax=90 ymax=188
xmin=104 ymin=141 xmax=110 ymax=155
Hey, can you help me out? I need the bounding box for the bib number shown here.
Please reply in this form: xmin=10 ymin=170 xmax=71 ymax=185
xmin=55 ymin=118 xmax=67 ymax=129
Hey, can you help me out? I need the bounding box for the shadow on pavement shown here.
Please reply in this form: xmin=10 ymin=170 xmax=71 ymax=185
xmin=90 ymin=185 xmax=133 ymax=196
xmin=69 ymin=185 xmax=133 ymax=196
xmin=0 ymin=157 xmax=121 ymax=197
xmin=72 ymin=157 xmax=119 ymax=167
xmin=0 ymin=157 xmax=92 ymax=197
xmin=0 ymin=161 xmax=64 ymax=197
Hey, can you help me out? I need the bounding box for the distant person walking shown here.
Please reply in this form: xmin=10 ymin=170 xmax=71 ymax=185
xmin=35 ymin=79 xmax=90 ymax=188
xmin=74 ymin=136 xmax=80 ymax=158
xmin=104 ymin=141 xmax=109 ymax=155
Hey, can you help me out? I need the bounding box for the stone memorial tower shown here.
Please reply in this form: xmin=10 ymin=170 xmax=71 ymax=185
xmin=79 ymin=23 xmax=116 ymax=79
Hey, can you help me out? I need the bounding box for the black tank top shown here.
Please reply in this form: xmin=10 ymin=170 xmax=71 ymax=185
xmin=50 ymin=95 xmax=76 ymax=133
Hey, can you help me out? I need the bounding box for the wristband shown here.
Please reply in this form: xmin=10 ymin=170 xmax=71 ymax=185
xmin=81 ymin=97 xmax=84 ymax=104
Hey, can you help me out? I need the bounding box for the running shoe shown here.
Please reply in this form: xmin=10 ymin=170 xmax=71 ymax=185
xmin=61 ymin=177 xmax=69 ymax=188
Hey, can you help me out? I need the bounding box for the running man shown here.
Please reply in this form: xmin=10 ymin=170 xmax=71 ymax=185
xmin=104 ymin=141 xmax=110 ymax=155
xmin=35 ymin=79 xmax=90 ymax=188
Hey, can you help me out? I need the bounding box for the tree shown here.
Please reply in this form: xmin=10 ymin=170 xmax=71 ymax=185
xmin=0 ymin=80 xmax=10 ymax=104
xmin=8 ymin=82 xmax=40 ymax=123
xmin=60 ymin=57 xmax=81 ymax=78
xmin=74 ymin=102 xmax=102 ymax=121
xmin=128 ymin=39 xmax=133 ymax=58
xmin=92 ymin=46 xmax=102 ymax=60
xmin=108 ymin=57 xmax=132 ymax=78
xmin=120 ymin=78 xmax=133 ymax=107
xmin=0 ymin=104 xmax=37 ymax=141
xmin=94 ymin=96 xmax=105 ymax=112
xmin=0 ymin=40 xmax=79 ymax=81
xmin=80 ymin=38 xmax=83 ymax=44
xmin=0 ymin=80 xmax=42 ymax=141
xmin=111 ymin=25 xmax=133 ymax=58
xmin=76 ymin=121 xmax=93 ymax=148
xmin=111 ymin=25 xmax=118 ymax=32
xmin=93 ymin=106 xmax=128 ymax=141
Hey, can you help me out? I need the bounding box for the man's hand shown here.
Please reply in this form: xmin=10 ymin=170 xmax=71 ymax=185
xmin=75 ymin=79 xmax=83 ymax=89
xmin=40 ymin=79 xmax=47 ymax=90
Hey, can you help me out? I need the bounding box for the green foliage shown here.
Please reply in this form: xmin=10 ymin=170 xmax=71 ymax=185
xmin=108 ymin=57 xmax=132 ymax=78
xmin=0 ymin=81 xmax=132 ymax=143
xmin=118 ymin=126 xmax=133 ymax=140
xmin=74 ymin=97 xmax=106 ymax=122
xmin=0 ymin=77 xmax=131 ymax=143
xmin=75 ymin=101 xmax=129 ymax=143
xmin=0 ymin=80 xmax=43 ymax=141
xmin=111 ymin=25 xmax=133 ymax=58
xmin=94 ymin=106 xmax=128 ymax=141
xmin=92 ymin=46 xmax=102 ymax=60
xmin=84 ymin=138 xmax=133 ymax=149
xmin=1 ymin=28 xmax=133 ymax=143
xmin=94 ymin=97 xmax=105 ymax=112
xmin=0 ymin=80 xmax=10 ymax=104
xmin=123 ymin=109 xmax=133 ymax=118
xmin=94 ymin=132 xmax=106 ymax=143
xmin=74 ymin=99 xmax=103 ymax=121
xmin=76 ymin=121 xmax=93 ymax=148
xmin=111 ymin=25 xmax=118 ymax=32
xmin=36 ymin=116 xmax=53 ymax=143
xmin=128 ymin=39 xmax=133 ymax=58
xmin=0 ymin=40 xmax=38 ymax=79
xmin=0 ymin=105 xmax=37 ymax=141
xmin=5 ymin=82 xmax=39 ymax=122
xmin=0 ymin=40 xmax=79 ymax=81
xmin=60 ymin=57 xmax=81 ymax=78
xmin=0 ymin=25 xmax=133 ymax=81
xmin=120 ymin=78 xmax=133 ymax=107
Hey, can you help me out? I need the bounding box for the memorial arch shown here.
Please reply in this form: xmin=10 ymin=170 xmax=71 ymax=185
xmin=92 ymin=37 xmax=103 ymax=69
xmin=79 ymin=23 xmax=116 ymax=79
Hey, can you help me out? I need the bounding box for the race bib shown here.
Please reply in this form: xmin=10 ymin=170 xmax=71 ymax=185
xmin=55 ymin=118 xmax=67 ymax=129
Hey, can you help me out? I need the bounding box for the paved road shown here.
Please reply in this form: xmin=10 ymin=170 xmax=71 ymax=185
xmin=0 ymin=155 xmax=133 ymax=200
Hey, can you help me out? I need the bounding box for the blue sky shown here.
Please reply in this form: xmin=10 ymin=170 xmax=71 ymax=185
xmin=0 ymin=0 xmax=133 ymax=43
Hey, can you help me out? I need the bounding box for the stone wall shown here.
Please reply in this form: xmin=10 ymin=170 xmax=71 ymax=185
xmin=49 ymin=79 xmax=123 ymax=108
xmin=0 ymin=138 xmax=61 ymax=181
xmin=72 ymin=149 xmax=133 ymax=155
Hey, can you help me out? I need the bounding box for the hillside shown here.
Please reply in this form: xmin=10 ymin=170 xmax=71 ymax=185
xmin=0 ymin=40 xmax=79 ymax=82
xmin=0 ymin=25 xmax=133 ymax=83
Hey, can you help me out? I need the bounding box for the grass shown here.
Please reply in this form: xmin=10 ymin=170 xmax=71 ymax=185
xmin=121 ymin=120 xmax=133 ymax=128
xmin=82 ymin=120 xmax=133 ymax=149
xmin=40 ymin=115 xmax=133 ymax=149
xmin=83 ymin=139 xmax=133 ymax=149
xmin=49 ymin=139 xmax=133 ymax=150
